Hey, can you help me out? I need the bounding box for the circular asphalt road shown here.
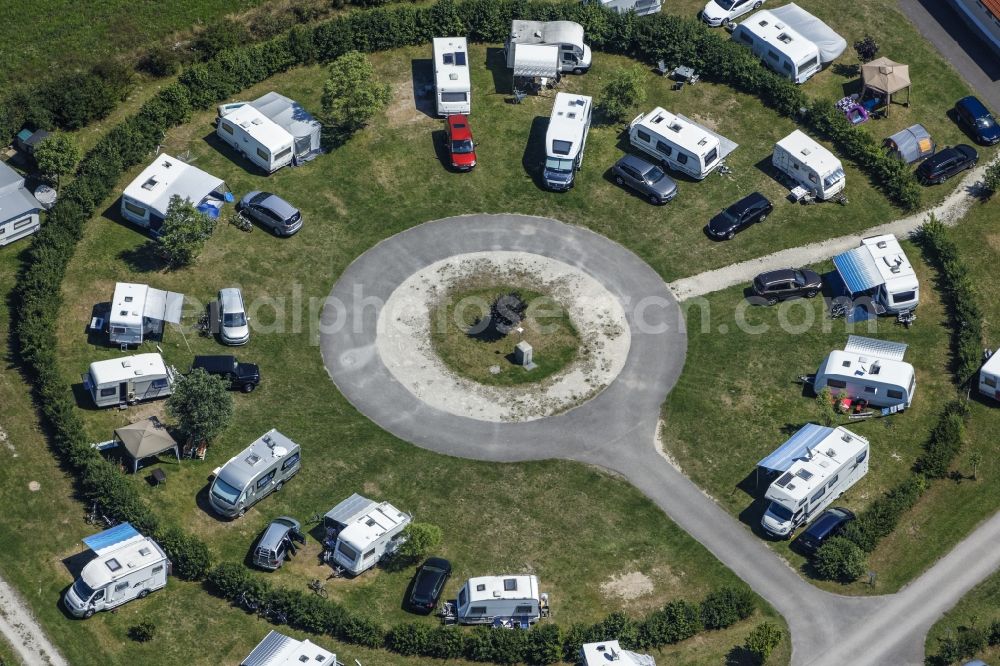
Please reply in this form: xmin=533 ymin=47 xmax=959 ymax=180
xmin=320 ymin=214 xmax=686 ymax=462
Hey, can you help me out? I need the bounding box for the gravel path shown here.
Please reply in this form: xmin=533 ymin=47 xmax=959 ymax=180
xmin=0 ymin=574 xmax=67 ymax=666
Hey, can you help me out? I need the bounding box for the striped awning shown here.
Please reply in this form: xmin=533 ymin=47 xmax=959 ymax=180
xmin=757 ymin=424 xmax=834 ymax=472
xmin=82 ymin=523 xmax=143 ymax=556
xmin=833 ymin=245 xmax=881 ymax=294
xmin=844 ymin=335 xmax=908 ymax=361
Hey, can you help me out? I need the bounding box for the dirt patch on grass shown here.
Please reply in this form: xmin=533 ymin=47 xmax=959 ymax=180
xmin=600 ymin=571 xmax=655 ymax=601
xmin=385 ymin=79 xmax=430 ymax=128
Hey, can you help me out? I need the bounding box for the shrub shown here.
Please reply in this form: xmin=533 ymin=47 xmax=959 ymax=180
xmin=155 ymin=196 xmax=218 ymax=267
xmin=637 ymin=599 xmax=702 ymax=647
xmin=139 ymin=45 xmax=182 ymax=77
xmin=813 ymin=537 xmax=867 ymax=582
xmin=387 ymin=622 xmax=432 ymax=655
xmin=427 ymin=625 xmax=466 ymax=659
xmin=33 ymin=134 xmax=80 ymax=192
xmin=988 ymin=619 xmax=1000 ymax=645
xmin=744 ymin=621 xmax=783 ymax=664
xmin=984 ymin=161 xmax=1000 ymax=199
xmin=321 ymin=51 xmax=391 ymax=143
xmin=166 ymin=368 xmax=234 ymax=445
xmin=816 ymin=387 xmax=837 ymax=426
xmin=561 ymin=623 xmax=594 ymax=663
xmin=524 ymin=623 xmax=563 ymax=665
xmin=700 ymin=586 xmax=755 ymax=630
xmin=933 ymin=626 xmax=987 ymax=665
xmin=193 ymin=19 xmax=252 ymax=59
xmin=853 ymin=35 xmax=879 ymax=63
xmin=392 ymin=522 xmax=442 ymax=567
xmin=593 ymin=611 xmax=639 ymax=649
xmin=156 ymin=526 xmax=214 ymax=580
xmin=128 ymin=621 xmax=156 ymax=642
xmin=464 ymin=626 xmax=528 ymax=664
xmin=914 ymin=401 xmax=968 ymax=479
xmin=598 ymin=65 xmax=647 ymax=124
xmin=841 ymin=475 xmax=927 ymax=552
xmin=40 ymin=71 xmax=119 ymax=130
xmin=206 ymin=562 xmax=252 ymax=599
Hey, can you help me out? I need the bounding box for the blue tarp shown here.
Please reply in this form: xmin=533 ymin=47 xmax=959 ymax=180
xmin=757 ymin=424 xmax=834 ymax=472
xmin=82 ymin=522 xmax=140 ymax=555
xmin=833 ymin=246 xmax=881 ymax=295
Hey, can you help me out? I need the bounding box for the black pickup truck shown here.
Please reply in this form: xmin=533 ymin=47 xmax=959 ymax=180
xmin=190 ymin=355 xmax=260 ymax=392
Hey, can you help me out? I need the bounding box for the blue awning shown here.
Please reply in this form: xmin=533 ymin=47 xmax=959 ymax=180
xmin=757 ymin=424 xmax=835 ymax=472
xmin=82 ymin=522 xmax=141 ymax=556
xmin=833 ymin=246 xmax=882 ymax=295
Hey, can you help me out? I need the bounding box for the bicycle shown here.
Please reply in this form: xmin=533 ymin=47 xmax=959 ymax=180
xmin=229 ymin=210 xmax=253 ymax=233
xmin=85 ymin=501 xmax=116 ymax=528
xmin=828 ymin=301 xmax=850 ymax=319
xmin=307 ymin=579 xmax=329 ymax=598
xmin=196 ymin=312 xmax=212 ymax=338
xmin=259 ymin=603 xmax=288 ymax=624
xmin=238 ymin=590 xmax=260 ymax=613
xmin=896 ymin=309 xmax=916 ymax=329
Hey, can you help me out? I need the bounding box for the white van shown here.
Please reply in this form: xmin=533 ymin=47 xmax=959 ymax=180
xmin=433 ymin=37 xmax=471 ymax=116
xmin=63 ymin=523 xmax=170 ymax=618
xmin=542 ymin=93 xmax=593 ymax=191
xmin=506 ymin=21 xmax=592 ymax=74
xmin=773 ymin=130 xmax=846 ymax=200
xmin=628 ymin=107 xmax=737 ymax=179
xmin=219 ymin=287 xmax=250 ymax=346
xmin=83 ymin=353 xmax=177 ymax=408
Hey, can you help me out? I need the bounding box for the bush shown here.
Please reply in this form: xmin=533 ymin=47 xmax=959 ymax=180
xmin=393 ymin=522 xmax=443 ymax=566
xmin=984 ymin=161 xmax=1000 ymax=199
xmin=593 ymin=611 xmax=639 ymax=649
xmin=816 ymin=387 xmax=837 ymax=426
xmin=387 ymin=622 xmax=433 ymax=655
xmin=166 ymin=368 xmax=234 ymax=445
xmin=128 ymin=621 xmax=156 ymax=642
xmin=841 ymin=475 xmax=927 ymax=552
xmin=193 ymin=19 xmax=252 ymax=59
xmin=321 ymin=51 xmax=391 ymax=143
xmin=853 ymin=35 xmax=879 ymax=63
xmin=206 ymin=562 xmax=252 ymax=599
xmin=813 ymin=537 xmax=867 ymax=582
xmin=464 ymin=626 xmax=528 ymax=664
xmin=637 ymin=599 xmax=702 ymax=647
xmin=33 ymin=134 xmax=80 ymax=192
xmin=155 ymin=196 xmax=218 ymax=267
xmin=914 ymin=401 xmax=968 ymax=479
xmin=988 ymin=619 xmax=1000 ymax=646
xmin=524 ymin=623 xmax=563 ymax=665
xmin=427 ymin=625 xmax=466 ymax=659
xmin=700 ymin=586 xmax=755 ymax=630
xmin=156 ymin=526 xmax=214 ymax=580
xmin=139 ymin=45 xmax=182 ymax=77
xmin=744 ymin=621 xmax=783 ymax=664
xmin=598 ymin=65 xmax=647 ymax=124
xmin=933 ymin=627 xmax=987 ymax=665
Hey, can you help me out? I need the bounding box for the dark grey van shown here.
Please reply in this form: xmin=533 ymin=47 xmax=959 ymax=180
xmin=253 ymin=517 xmax=305 ymax=570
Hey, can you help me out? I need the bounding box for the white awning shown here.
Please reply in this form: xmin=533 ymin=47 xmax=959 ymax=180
xmin=677 ymin=113 xmax=739 ymax=161
xmin=513 ymin=44 xmax=560 ymax=79
xmin=844 ymin=335 xmax=908 ymax=362
xmin=145 ymin=288 xmax=185 ymax=324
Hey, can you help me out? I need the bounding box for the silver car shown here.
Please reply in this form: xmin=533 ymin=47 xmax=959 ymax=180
xmin=611 ymin=154 xmax=678 ymax=205
xmin=238 ymin=191 xmax=303 ymax=236
xmin=218 ymin=287 xmax=249 ymax=346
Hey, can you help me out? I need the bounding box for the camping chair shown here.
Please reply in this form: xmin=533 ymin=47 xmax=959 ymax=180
xmin=512 ymin=88 xmax=527 ymax=105
xmin=672 ymin=81 xmax=684 ymax=92
xmin=656 ymin=60 xmax=669 ymax=76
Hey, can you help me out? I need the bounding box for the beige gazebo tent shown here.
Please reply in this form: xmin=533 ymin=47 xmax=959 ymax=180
xmin=114 ymin=418 xmax=179 ymax=472
xmin=861 ymin=57 xmax=911 ymax=116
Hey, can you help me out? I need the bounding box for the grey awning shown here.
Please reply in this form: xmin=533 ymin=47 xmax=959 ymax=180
xmin=844 ymin=335 xmax=908 ymax=361
xmin=324 ymin=493 xmax=376 ymax=528
xmin=677 ymin=113 xmax=739 ymax=161
xmin=145 ymin=288 xmax=185 ymax=324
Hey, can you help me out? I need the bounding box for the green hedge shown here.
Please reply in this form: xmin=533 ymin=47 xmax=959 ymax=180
xmin=839 ymin=475 xmax=927 ymax=554
xmin=914 ymin=400 xmax=969 ymax=479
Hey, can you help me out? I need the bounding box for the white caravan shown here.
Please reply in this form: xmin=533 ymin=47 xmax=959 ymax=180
xmin=832 ymin=234 xmax=919 ymax=314
xmin=120 ymin=154 xmax=230 ymax=235
xmin=455 ymin=575 xmax=549 ymax=626
xmin=63 ymin=523 xmax=170 ymax=618
xmin=324 ymin=493 xmax=411 ymax=576
xmin=209 ymin=430 xmax=302 ymax=519
xmin=581 ymin=641 xmax=656 ymax=666
xmin=433 ymin=37 xmax=471 ymax=116
xmin=107 ymin=282 xmax=185 ymax=347
xmin=732 ymin=9 xmax=821 ymax=83
xmin=772 ymin=130 xmax=846 ymax=200
xmin=241 ymin=630 xmax=343 ymax=666
xmin=979 ymin=351 xmax=1000 ymax=403
xmin=814 ymin=336 xmax=915 ymax=409
xmin=0 ymin=160 xmax=43 ymax=247
xmin=542 ymin=92 xmax=593 ymax=191
xmin=84 ymin=353 xmax=177 ymax=408
xmin=584 ymin=0 xmax=662 ymax=16
xmin=217 ymin=104 xmax=296 ymax=173
xmin=758 ymin=424 xmax=870 ymax=537
xmin=628 ymin=107 xmax=738 ymax=179
xmin=506 ymin=20 xmax=592 ymax=74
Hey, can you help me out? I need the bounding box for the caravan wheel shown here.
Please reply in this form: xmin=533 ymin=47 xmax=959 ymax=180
xmin=275 ymin=481 xmax=284 ymax=492
xmin=138 ymin=589 xmax=150 ymax=599
xmin=753 ymin=1 xmax=762 ymax=8
xmin=84 ymin=609 xmax=95 ymax=619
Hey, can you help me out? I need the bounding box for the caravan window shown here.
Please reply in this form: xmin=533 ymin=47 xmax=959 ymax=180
xmin=124 ymin=201 xmax=146 ymax=217
xmin=441 ymin=92 xmax=468 ymax=103
xmin=808 ymin=173 xmax=819 ymax=184
xmin=810 ymin=487 xmax=826 ymax=503
xmin=864 ymin=386 xmax=877 ymax=394
xmin=887 ymin=389 xmax=904 ymax=399
xmin=551 ymin=139 xmax=573 ymax=156
xmin=221 ymin=122 xmax=234 ymax=135
xmin=826 ymin=379 xmax=847 ymax=389
xmin=274 ymin=147 xmax=292 ymax=161
xmin=891 ymin=291 xmax=916 ymax=304
xmin=856 ymin=450 xmax=868 ymax=465
xmin=115 ymin=582 xmax=129 ymax=592
xmin=336 ymin=540 xmax=359 ymax=563
xmin=363 ymin=549 xmax=376 ymax=560
xmin=798 ymin=56 xmax=819 ymax=74
xmin=656 ymin=140 xmax=672 ymax=156
xmin=677 ymin=153 xmax=689 ymax=165
xmin=256 ymin=147 xmax=269 ymax=161
xmin=704 ymin=147 xmax=718 ymax=165
xmin=256 ymin=470 xmax=276 ymax=490
xmin=100 ymin=387 xmax=117 ymax=397
xmin=636 ymin=129 xmax=651 ymax=143
xmin=281 ymin=452 xmax=300 ymax=471
xmin=767 ymin=50 xmax=779 ymax=63
xmin=782 ymin=61 xmax=793 ymax=73
xmin=458 ymin=588 xmax=468 ymax=608
xmin=985 ymin=376 xmax=998 ymax=388
xmin=152 ymin=566 xmax=164 ymax=575
xmin=470 ymin=606 xmax=488 ymax=616
xmin=514 ymin=605 xmax=533 ymax=614
xmin=739 ymin=31 xmax=753 ymax=45
xmin=7 ymin=217 xmax=29 ymax=230
xmin=151 ymin=378 xmax=168 ymax=389
xmin=827 ymin=474 xmax=839 ymax=489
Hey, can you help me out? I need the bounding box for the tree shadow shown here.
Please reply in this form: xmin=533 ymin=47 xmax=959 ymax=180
xmin=521 ymin=115 xmax=550 ymax=191
xmin=410 ymin=58 xmax=437 ymax=119
xmin=832 ymin=63 xmax=860 ymax=79
xmin=118 ymin=242 xmax=168 ymax=273
xmin=485 ymin=47 xmax=512 ymax=95
xmin=725 ymin=646 xmax=758 ymax=666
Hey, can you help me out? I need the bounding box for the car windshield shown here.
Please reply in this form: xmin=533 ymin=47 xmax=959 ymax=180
xmin=451 ymin=139 xmax=474 ymax=154
xmin=72 ymin=577 xmax=96 ymax=601
xmin=250 ymin=192 xmax=270 ymax=205
xmin=977 ymin=116 xmax=996 ymax=129
xmin=823 ymin=168 xmax=845 ymax=189
xmin=223 ymin=312 xmax=247 ymax=327
xmin=714 ymin=0 xmax=737 ymax=8
xmin=767 ymin=502 xmax=793 ymax=521
xmin=211 ymin=477 xmax=241 ymax=505
xmin=644 ymin=166 xmax=666 ymax=184
xmin=720 ymin=208 xmax=739 ymax=223
xmin=545 ymin=157 xmax=575 ymax=172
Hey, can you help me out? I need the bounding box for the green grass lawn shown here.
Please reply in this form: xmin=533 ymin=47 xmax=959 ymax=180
xmin=925 ymin=568 xmax=1000 ymax=665
xmin=0 ymin=634 xmax=22 ymax=666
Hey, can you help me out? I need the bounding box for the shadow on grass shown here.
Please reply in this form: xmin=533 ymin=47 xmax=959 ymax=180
xmin=195 ymin=484 xmax=232 ymax=523
xmin=410 ymin=58 xmax=436 ymax=119
xmin=201 ymin=131 xmax=270 ymax=176
xmin=485 ymin=47 xmax=511 ymax=95
xmin=725 ymin=646 xmax=758 ymax=666
xmin=521 ymin=115 xmax=550 ymax=191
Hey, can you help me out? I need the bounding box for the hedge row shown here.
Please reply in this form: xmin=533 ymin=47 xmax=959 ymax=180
xmin=916 ymin=216 xmax=985 ymax=385
xmin=207 ymin=562 xmax=757 ymax=663
xmin=914 ymin=400 xmax=969 ymax=479
xmin=927 ymin=619 xmax=1000 ymax=666
xmin=837 ymin=474 xmax=927 ymax=554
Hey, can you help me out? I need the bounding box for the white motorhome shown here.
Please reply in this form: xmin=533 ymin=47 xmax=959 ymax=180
xmin=323 ymin=493 xmax=412 ymax=576
xmin=814 ymin=336 xmax=916 ymax=409
xmin=758 ymin=424 xmax=870 ymax=537
xmin=581 ymin=641 xmax=656 ymax=666
xmin=542 ymin=92 xmax=593 ymax=191
xmin=433 ymin=37 xmax=471 ymax=116
xmin=455 ymin=575 xmax=549 ymax=626
xmin=84 ymin=353 xmax=177 ymax=408
xmin=732 ymin=10 xmax=821 ymax=83
xmin=63 ymin=523 xmax=170 ymax=618
xmin=506 ymin=20 xmax=592 ymax=74
xmin=584 ymin=0 xmax=662 ymax=16
xmin=978 ymin=351 xmax=1000 ymax=403
xmin=217 ymin=104 xmax=296 ymax=173
xmin=832 ymin=234 xmax=919 ymax=314
xmin=107 ymin=282 xmax=185 ymax=347
xmin=120 ymin=155 xmax=231 ymax=235
xmin=772 ymin=130 xmax=846 ymax=200
xmin=208 ymin=430 xmax=302 ymax=518
xmin=628 ymin=107 xmax=738 ymax=179
xmin=241 ymin=631 xmax=343 ymax=666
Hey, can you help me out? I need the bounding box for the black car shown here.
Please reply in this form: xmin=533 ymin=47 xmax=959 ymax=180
xmin=407 ymin=557 xmax=452 ymax=613
xmin=752 ymin=268 xmax=823 ymax=305
xmin=954 ymin=95 xmax=1000 ymax=146
xmin=237 ymin=191 xmax=303 ymax=236
xmin=190 ymin=355 xmax=260 ymax=392
xmin=916 ymin=145 xmax=978 ymax=185
xmin=611 ymin=154 xmax=678 ymax=205
xmin=706 ymin=192 xmax=772 ymax=240
xmin=794 ymin=507 xmax=855 ymax=556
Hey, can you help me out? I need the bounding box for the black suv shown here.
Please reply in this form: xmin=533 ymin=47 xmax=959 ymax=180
xmin=752 ymin=268 xmax=823 ymax=305
xmin=954 ymin=96 xmax=1000 ymax=146
xmin=916 ymin=145 xmax=978 ymax=185
xmin=407 ymin=557 xmax=452 ymax=614
xmin=191 ymin=355 xmax=260 ymax=392
xmin=706 ymin=192 xmax=773 ymax=240
xmin=794 ymin=507 xmax=855 ymax=556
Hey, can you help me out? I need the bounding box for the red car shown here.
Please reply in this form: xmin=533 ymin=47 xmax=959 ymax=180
xmin=445 ymin=114 xmax=476 ymax=171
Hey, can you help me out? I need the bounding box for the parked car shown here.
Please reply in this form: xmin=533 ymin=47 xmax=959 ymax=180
xmin=252 ymin=517 xmax=305 ymax=570
xmin=752 ymin=268 xmax=822 ymax=305
xmin=954 ymin=96 xmax=1000 ymax=146
xmin=701 ymin=0 xmax=764 ymax=26
xmin=218 ymin=287 xmax=250 ymax=346
xmin=446 ymin=114 xmax=477 ymax=171
xmin=407 ymin=557 xmax=452 ymax=613
xmin=793 ymin=507 xmax=855 ymax=556
xmin=916 ymin=145 xmax=978 ymax=185
xmin=611 ymin=154 xmax=678 ymax=205
xmin=238 ymin=192 xmax=303 ymax=236
xmin=190 ymin=355 xmax=260 ymax=392
xmin=706 ymin=192 xmax=772 ymax=240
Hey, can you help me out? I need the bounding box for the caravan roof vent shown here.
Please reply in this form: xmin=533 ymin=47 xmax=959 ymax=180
xmin=503 ymin=578 xmax=518 ymax=591
xmin=533 ymin=30 xmax=542 ymax=38
xmin=122 ymin=360 xmax=132 ymax=368
xmin=263 ymin=434 xmax=274 ymax=447
xmin=119 ymin=310 xmax=129 ymax=316
xmin=795 ymin=469 xmax=814 ymax=481
xmin=669 ymin=122 xmax=683 ymax=132
xmin=139 ymin=547 xmax=151 ymax=556
xmin=476 ymin=583 xmax=486 ymax=591
xmin=449 ymin=73 xmax=458 ymax=80
xmin=245 ymin=452 xmax=262 ymax=466
xmin=777 ymin=32 xmax=792 ymax=44
xmin=758 ymin=19 xmax=769 ymax=27
xmin=124 ymin=296 xmax=133 ymax=303
xmin=800 ymin=147 xmax=812 ymax=156
xmin=877 ymin=240 xmax=888 ymax=249
xmin=106 ymin=558 xmax=122 ymax=572
xmin=826 ymin=448 xmax=838 ymax=457
xmin=870 ymin=361 xmax=881 ymax=375
xmin=698 ymin=137 xmax=709 ymax=146
xmin=842 ymin=360 xmax=852 ymax=368
xmin=841 ymin=432 xmax=852 ymax=442
xmin=141 ymin=177 xmax=158 ymax=191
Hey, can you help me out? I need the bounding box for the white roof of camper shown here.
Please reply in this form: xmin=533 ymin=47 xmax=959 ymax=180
xmin=738 ymin=9 xmax=818 ymax=62
xmin=464 ymin=575 xmax=540 ymax=603
xmin=634 ymin=107 xmax=722 ymax=157
xmin=765 ymin=426 xmax=868 ymax=503
xmin=982 ymin=351 xmax=1000 ymax=376
xmin=89 ymin=353 xmax=168 ymax=386
xmin=80 ymin=525 xmax=164 ymax=590
xmin=510 ymin=20 xmax=584 ymax=46
xmin=241 ymin=630 xmax=337 ymax=666
xmin=221 ymin=105 xmax=294 ymax=152
xmin=110 ymin=282 xmax=185 ymax=326
xmin=582 ymin=641 xmax=656 ymax=666
xmin=777 ymin=130 xmax=842 ymax=173
xmin=433 ymin=37 xmax=471 ymax=90
xmin=337 ymin=500 xmax=410 ymax=551
xmin=861 ymin=234 xmax=918 ymax=292
xmin=546 ymin=93 xmax=592 ymax=159
xmin=818 ymin=349 xmax=914 ymax=389
xmin=768 ymin=3 xmax=846 ymax=65
xmin=122 ymin=155 xmax=225 ymax=219
xmin=250 ymin=92 xmax=322 ymax=140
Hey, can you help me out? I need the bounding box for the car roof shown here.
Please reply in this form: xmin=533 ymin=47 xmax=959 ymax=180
xmin=259 ymin=517 xmax=299 ymax=549
xmin=421 ymin=556 xmax=452 ymax=571
xmin=258 ymin=193 xmax=297 ymax=218
xmin=618 ymin=153 xmax=656 ymax=171
xmin=219 ymin=287 xmax=244 ymax=309
xmin=757 ymin=269 xmax=798 ymax=283
xmin=730 ymin=191 xmax=768 ymax=210
xmin=447 ymin=115 xmax=472 ymax=139
xmin=958 ymin=95 xmax=991 ymax=117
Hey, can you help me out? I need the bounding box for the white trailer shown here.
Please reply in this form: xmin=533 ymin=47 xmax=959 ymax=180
xmin=832 ymin=234 xmax=919 ymax=314
xmin=506 ymin=20 xmax=592 ymax=74
xmin=0 ymin=160 xmax=43 ymax=247
xmin=584 ymin=0 xmax=662 ymax=16
xmin=628 ymin=107 xmax=738 ymax=179
xmin=581 ymin=641 xmax=656 ymax=666
xmin=120 ymin=154 xmax=230 ymax=234
xmin=455 ymin=575 xmax=549 ymax=626
xmin=323 ymin=493 xmax=411 ymax=576
xmin=433 ymin=37 xmax=471 ymax=116
xmin=732 ymin=10 xmax=822 ymax=84
xmin=107 ymin=282 xmax=185 ymax=347
xmin=814 ymin=336 xmax=915 ymax=409
xmin=542 ymin=92 xmax=593 ymax=191
xmin=758 ymin=424 xmax=870 ymax=538
xmin=83 ymin=353 xmax=177 ymax=408
xmin=772 ymin=130 xmax=846 ymax=200
xmin=63 ymin=523 xmax=170 ymax=618
xmin=979 ymin=351 xmax=1000 ymax=403
xmin=217 ymin=105 xmax=296 ymax=173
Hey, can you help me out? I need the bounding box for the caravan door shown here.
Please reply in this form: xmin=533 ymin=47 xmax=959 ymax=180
xmin=119 ymin=382 xmax=129 ymax=403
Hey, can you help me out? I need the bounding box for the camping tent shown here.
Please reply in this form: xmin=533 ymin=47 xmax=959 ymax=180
xmin=883 ymin=124 xmax=935 ymax=163
xmin=250 ymin=92 xmax=323 ymax=161
xmin=114 ymin=418 xmax=179 ymax=472
xmin=769 ymin=3 xmax=847 ymax=65
xmin=861 ymin=57 xmax=911 ymax=115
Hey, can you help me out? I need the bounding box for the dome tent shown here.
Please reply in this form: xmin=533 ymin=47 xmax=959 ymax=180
xmin=883 ymin=124 xmax=935 ymax=164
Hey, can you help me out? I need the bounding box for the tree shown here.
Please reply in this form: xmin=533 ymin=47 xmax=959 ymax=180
xmin=598 ymin=66 xmax=647 ymax=124
xmin=166 ymin=368 xmax=233 ymax=446
xmin=814 ymin=536 xmax=867 ymax=582
xmin=394 ymin=522 xmax=442 ymax=565
xmin=127 ymin=621 xmax=156 ymax=642
xmin=983 ymin=161 xmax=1000 ymax=200
xmin=744 ymin=621 xmax=784 ymax=664
xmin=816 ymin=387 xmax=837 ymax=426
xmin=969 ymin=451 xmax=982 ymax=480
xmin=853 ymin=35 xmax=879 ymax=63
xmin=155 ymin=195 xmax=217 ymax=267
xmin=321 ymin=51 xmax=391 ymax=142
xmin=33 ymin=134 xmax=80 ymax=193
